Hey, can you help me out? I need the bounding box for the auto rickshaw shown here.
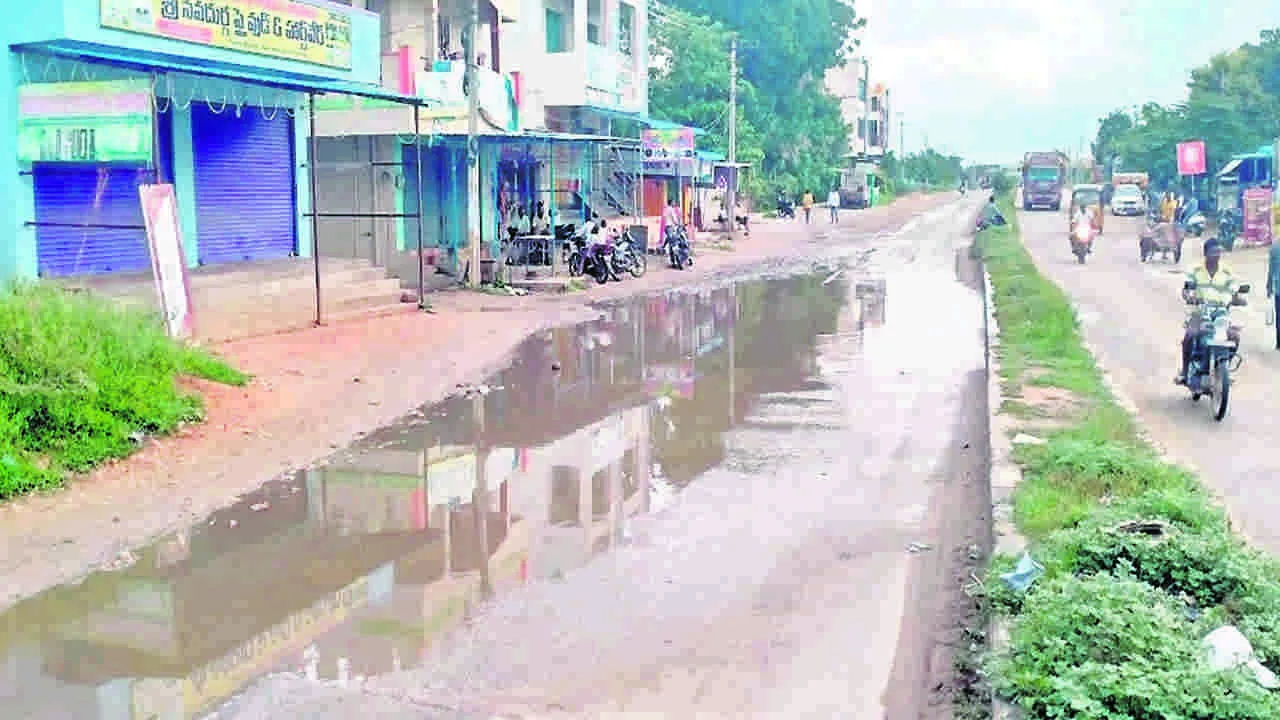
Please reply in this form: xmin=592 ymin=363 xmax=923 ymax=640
xmin=1068 ymin=184 xmax=1105 ymax=236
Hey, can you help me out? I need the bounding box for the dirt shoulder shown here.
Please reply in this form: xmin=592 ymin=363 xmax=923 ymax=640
xmin=0 ymin=192 xmax=954 ymax=611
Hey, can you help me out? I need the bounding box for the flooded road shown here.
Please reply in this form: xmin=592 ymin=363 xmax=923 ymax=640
xmin=0 ymin=199 xmax=992 ymax=719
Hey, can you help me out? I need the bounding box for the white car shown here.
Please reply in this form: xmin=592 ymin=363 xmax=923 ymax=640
xmin=1111 ymin=185 xmax=1146 ymax=216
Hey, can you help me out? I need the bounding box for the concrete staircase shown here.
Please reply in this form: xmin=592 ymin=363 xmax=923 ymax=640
xmin=67 ymin=257 xmax=409 ymax=343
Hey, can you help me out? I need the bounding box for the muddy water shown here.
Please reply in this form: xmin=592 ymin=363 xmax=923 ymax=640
xmin=0 ymin=270 xmax=869 ymax=719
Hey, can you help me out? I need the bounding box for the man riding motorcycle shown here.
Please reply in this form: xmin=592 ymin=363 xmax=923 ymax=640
xmin=1176 ymin=238 xmax=1240 ymax=385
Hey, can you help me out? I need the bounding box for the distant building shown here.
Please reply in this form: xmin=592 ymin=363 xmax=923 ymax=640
xmin=825 ymin=56 xmax=889 ymax=162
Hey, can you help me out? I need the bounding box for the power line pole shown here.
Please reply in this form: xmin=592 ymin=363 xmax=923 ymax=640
xmin=465 ymin=0 xmax=482 ymax=287
xmin=725 ymin=33 xmax=737 ymax=235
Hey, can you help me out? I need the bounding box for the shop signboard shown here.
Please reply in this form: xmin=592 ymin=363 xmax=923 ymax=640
xmin=17 ymin=80 xmax=153 ymax=164
xmin=1176 ymin=140 xmax=1206 ymax=176
xmin=426 ymin=451 xmax=478 ymax=507
xmin=139 ymin=184 xmax=195 ymax=339
xmin=100 ymin=0 xmax=353 ymax=69
xmin=415 ymin=64 xmax=518 ymax=131
xmin=642 ymin=128 xmax=696 ymax=160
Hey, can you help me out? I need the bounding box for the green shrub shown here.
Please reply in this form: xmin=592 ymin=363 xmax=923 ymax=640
xmin=993 ymin=574 xmax=1280 ymax=719
xmin=0 ymin=282 xmax=247 ymax=499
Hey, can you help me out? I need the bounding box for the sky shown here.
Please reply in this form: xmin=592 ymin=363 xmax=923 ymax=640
xmin=855 ymin=0 xmax=1280 ymax=165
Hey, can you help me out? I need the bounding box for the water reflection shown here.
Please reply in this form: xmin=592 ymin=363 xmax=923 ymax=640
xmin=0 ymin=271 xmax=870 ymax=719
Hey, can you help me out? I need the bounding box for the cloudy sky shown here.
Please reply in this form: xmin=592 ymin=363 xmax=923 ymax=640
xmin=855 ymin=0 xmax=1280 ymax=165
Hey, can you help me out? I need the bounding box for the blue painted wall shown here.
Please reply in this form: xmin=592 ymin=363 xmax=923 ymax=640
xmin=0 ymin=1 xmax=384 ymax=281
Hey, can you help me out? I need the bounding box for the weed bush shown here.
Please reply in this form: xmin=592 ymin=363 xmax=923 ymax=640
xmin=0 ymin=283 xmax=247 ymax=499
xmin=979 ymin=192 xmax=1280 ymax=718
xmin=993 ymin=574 xmax=1280 ymax=719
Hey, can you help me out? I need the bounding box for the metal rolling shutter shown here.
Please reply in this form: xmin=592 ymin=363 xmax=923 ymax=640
xmin=33 ymin=164 xmax=152 ymax=277
xmin=191 ymin=105 xmax=296 ymax=265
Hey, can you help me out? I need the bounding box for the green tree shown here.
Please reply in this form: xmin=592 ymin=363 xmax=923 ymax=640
xmin=1092 ymin=28 xmax=1280 ymax=189
xmin=650 ymin=0 xmax=866 ymax=197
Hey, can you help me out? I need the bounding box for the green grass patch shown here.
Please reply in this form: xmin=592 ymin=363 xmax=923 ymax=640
xmin=0 ymin=282 xmax=247 ymax=500
xmin=977 ymin=192 xmax=1280 ymax=718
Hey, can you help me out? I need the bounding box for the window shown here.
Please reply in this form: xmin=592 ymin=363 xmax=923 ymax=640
xmin=545 ymin=8 xmax=566 ymax=53
xmin=856 ymin=118 xmax=866 ymax=140
xmin=618 ymin=3 xmax=635 ymax=55
xmin=868 ymin=120 xmax=880 ymax=145
xmin=870 ymin=96 xmax=880 ymax=112
xmin=587 ymin=0 xmax=602 ymax=45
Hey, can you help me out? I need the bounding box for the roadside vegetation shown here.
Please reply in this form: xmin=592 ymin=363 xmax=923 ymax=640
xmin=0 ymin=282 xmax=247 ymax=500
xmin=975 ymin=193 xmax=1280 ymax=718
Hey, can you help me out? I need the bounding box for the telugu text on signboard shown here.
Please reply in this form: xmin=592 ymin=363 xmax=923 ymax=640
xmin=17 ymin=80 xmax=153 ymax=164
xmin=101 ymin=0 xmax=353 ymax=70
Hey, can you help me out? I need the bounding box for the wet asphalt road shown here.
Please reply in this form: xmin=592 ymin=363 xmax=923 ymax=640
xmin=0 ymin=198 xmax=991 ymax=719
xmin=210 ymin=200 xmax=990 ymax=719
xmin=1018 ymin=207 xmax=1280 ymax=553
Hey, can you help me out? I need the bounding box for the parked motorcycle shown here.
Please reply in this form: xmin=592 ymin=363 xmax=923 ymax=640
xmin=1181 ymin=280 xmax=1250 ymax=421
xmin=776 ymin=195 xmax=797 ymax=220
xmin=610 ymin=226 xmax=647 ymax=278
xmin=1185 ymin=211 xmax=1207 ymax=238
xmin=1217 ymin=208 xmax=1241 ymax=251
xmin=663 ymin=225 xmax=693 ymax=270
xmin=1070 ymin=218 xmax=1095 ymax=264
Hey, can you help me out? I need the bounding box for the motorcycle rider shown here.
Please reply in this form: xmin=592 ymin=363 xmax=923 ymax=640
xmin=662 ymin=199 xmax=683 ymax=246
xmin=1176 ymin=238 xmax=1240 ymax=385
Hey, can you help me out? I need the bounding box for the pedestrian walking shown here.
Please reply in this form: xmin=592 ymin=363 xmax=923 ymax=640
xmin=827 ymin=187 xmax=841 ymax=223
xmin=1267 ymin=240 xmax=1280 ymax=349
xmin=802 ymin=190 xmax=815 ymax=224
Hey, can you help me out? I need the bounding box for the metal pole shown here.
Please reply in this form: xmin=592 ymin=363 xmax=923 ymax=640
xmin=151 ymin=73 xmax=164 ymax=184
xmin=308 ymin=93 xmax=323 ymax=327
xmin=465 ymin=0 xmax=482 ymax=287
xmin=414 ymin=105 xmax=427 ymax=308
xmin=861 ymin=57 xmax=869 ymax=156
xmin=725 ymin=34 xmax=738 ymax=236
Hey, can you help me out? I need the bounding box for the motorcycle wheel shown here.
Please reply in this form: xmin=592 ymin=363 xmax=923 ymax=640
xmin=568 ymin=252 xmax=584 ymax=277
xmin=1173 ymin=244 xmax=1182 ymax=264
xmin=1075 ymin=249 xmax=1087 ymax=264
xmin=669 ymin=246 xmax=680 ymax=270
xmin=591 ymin=263 xmax=608 ymax=284
xmin=629 ymin=251 xmax=647 ymax=278
xmin=1212 ymin=361 xmax=1230 ymax=422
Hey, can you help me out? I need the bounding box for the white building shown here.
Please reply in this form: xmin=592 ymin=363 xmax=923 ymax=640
xmin=825 ymin=56 xmax=889 ymax=161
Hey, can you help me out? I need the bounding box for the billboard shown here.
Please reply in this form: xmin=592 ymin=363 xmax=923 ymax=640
xmin=1177 ymin=140 xmax=1206 ymax=175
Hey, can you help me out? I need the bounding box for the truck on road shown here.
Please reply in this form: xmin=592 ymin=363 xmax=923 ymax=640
xmin=1021 ymin=151 xmax=1068 ymax=210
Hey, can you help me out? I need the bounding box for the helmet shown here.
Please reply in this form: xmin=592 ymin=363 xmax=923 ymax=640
xmin=1203 ymin=238 xmax=1223 ymax=258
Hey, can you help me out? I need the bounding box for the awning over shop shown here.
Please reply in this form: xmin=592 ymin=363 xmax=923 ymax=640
xmin=583 ymin=106 xmax=708 ymax=136
xmin=14 ymin=40 xmax=427 ymax=105
xmin=490 ymin=0 xmax=521 ymax=22
xmin=1218 ymin=158 xmax=1243 ymax=177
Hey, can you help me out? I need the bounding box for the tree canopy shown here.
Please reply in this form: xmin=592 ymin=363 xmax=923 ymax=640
xmin=1091 ymin=28 xmax=1280 ymax=189
xmin=647 ymin=0 xmax=867 ymax=199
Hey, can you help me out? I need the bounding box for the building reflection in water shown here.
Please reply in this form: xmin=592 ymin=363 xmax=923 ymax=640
xmin=0 ymin=273 xmax=850 ymax=719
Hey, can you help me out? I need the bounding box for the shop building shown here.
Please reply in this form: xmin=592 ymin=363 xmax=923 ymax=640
xmin=315 ymin=0 xmax=700 ymax=283
xmin=0 ymin=0 xmax=426 ymax=339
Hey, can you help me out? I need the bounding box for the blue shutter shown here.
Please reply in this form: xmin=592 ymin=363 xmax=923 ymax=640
xmin=33 ymin=164 xmax=152 ymax=277
xmin=191 ymin=105 xmax=297 ymax=266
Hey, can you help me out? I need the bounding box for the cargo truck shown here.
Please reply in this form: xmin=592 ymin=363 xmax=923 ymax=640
xmin=1021 ymin=151 xmax=1068 ymax=210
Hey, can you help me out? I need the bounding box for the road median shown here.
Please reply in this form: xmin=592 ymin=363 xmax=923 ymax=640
xmin=976 ymin=192 xmax=1280 ymax=718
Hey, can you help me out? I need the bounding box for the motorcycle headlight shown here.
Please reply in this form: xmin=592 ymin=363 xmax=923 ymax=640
xmin=1213 ymin=315 xmax=1230 ymax=334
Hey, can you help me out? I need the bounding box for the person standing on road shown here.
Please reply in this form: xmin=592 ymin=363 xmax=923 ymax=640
xmin=1267 ymin=240 xmax=1280 ymax=350
xmin=827 ymin=187 xmax=841 ymax=223
xmin=802 ymin=190 xmax=815 ymax=224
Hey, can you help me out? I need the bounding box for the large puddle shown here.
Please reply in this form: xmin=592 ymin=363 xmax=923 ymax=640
xmin=0 ymin=269 xmax=894 ymax=719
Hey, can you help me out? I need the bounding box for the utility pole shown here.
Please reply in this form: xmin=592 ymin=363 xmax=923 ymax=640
xmin=725 ymin=33 xmax=737 ymax=235
xmin=464 ymin=0 xmax=482 ymax=287
xmin=860 ymin=57 xmax=870 ymax=156
xmin=897 ymin=112 xmax=904 ymax=185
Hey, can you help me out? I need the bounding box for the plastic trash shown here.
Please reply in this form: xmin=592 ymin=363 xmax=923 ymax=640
xmin=999 ymin=551 xmax=1045 ymax=593
xmin=1203 ymin=626 xmax=1279 ymax=689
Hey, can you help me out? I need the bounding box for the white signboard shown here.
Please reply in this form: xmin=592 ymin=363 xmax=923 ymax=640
xmin=139 ymin=184 xmax=194 ymax=339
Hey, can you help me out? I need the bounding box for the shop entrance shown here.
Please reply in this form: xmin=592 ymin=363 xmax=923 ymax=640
xmin=191 ymin=103 xmax=297 ymax=266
